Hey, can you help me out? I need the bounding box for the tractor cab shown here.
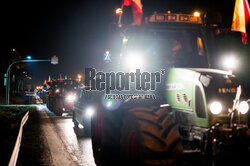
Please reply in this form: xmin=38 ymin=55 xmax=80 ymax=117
xmin=106 ymin=11 xmax=216 ymax=72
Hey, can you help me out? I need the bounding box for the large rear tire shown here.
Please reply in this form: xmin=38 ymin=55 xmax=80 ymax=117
xmin=72 ymin=111 xmax=85 ymax=138
xmin=120 ymin=106 xmax=183 ymax=166
xmin=54 ymin=98 xmax=62 ymax=116
xmin=91 ymin=100 xmax=183 ymax=166
xmin=91 ymin=107 xmax=121 ymax=165
xmin=46 ymin=96 xmax=53 ymax=111
xmin=72 ymin=111 xmax=79 ymax=127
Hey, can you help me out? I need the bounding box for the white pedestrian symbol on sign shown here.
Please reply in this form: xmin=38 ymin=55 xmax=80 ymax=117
xmin=104 ymin=51 xmax=111 ymax=63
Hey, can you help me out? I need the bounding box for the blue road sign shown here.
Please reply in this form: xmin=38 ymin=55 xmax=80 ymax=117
xmin=104 ymin=53 xmax=111 ymax=63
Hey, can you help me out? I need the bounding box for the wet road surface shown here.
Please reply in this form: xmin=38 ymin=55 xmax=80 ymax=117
xmin=42 ymin=107 xmax=96 ymax=166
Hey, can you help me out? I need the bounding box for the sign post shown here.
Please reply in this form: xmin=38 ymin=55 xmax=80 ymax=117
xmin=5 ymin=56 xmax=58 ymax=104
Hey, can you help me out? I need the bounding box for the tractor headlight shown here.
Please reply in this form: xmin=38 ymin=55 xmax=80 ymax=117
xmin=66 ymin=94 xmax=76 ymax=102
xmin=101 ymin=97 xmax=122 ymax=111
xmin=239 ymin=101 xmax=249 ymax=114
xmin=124 ymin=52 xmax=144 ymax=72
xmin=223 ymin=56 xmax=237 ymax=69
xmin=210 ymin=101 xmax=222 ymax=115
xmin=85 ymin=107 xmax=95 ymax=117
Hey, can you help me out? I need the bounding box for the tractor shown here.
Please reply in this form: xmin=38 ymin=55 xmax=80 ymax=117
xmin=46 ymin=78 xmax=79 ymax=116
xmin=73 ymin=11 xmax=250 ymax=165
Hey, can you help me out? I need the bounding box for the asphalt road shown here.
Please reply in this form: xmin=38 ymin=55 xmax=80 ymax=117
xmin=43 ymin=107 xmax=96 ymax=166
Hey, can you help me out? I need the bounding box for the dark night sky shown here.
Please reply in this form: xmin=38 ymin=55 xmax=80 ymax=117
xmin=2 ymin=0 xmax=249 ymax=86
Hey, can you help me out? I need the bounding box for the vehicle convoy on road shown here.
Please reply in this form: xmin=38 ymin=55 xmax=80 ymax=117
xmin=72 ymin=11 xmax=250 ymax=165
xmin=46 ymin=77 xmax=80 ymax=116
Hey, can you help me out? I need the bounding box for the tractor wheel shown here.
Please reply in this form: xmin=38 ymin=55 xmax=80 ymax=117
xmin=91 ymin=106 xmax=121 ymax=166
xmin=46 ymin=97 xmax=51 ymax=111
xmin=50 ymin=97 xmax=55 ymax=112
xmin=101 ymin=110 xmax=121 ymax=164
xmin=55 ymin=108 xmax=62 ymax=116
xmin=72 ymin=112 xmax=85 ymax=138
xmin=55 ymin=98 xmax=62 ymax=116
xmin=120 ymin=106 xmax=183 ymax=166
xmin=72 ymin=111 xmax=79 ymax=127
xmin=91 ymin=104 xmax=103 ymax=165
xmin=46 ymin=97 xmax=49 ymax=109
xmin=83 ymin=119 xmax=91 ymax=137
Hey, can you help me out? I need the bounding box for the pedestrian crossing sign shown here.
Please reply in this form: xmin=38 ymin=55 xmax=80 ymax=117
xmin=104 ymin=51 xmax=111 ymax=63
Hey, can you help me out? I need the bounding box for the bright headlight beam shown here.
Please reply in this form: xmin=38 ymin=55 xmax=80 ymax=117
xmin=66 ymin=94 xmax=76 ymax=102
xmin=125 ymin=52 xmax=144 ymax=71
xmin=85 ymin=107 xmax=94 ymax=117
xmin=223 ymin=56 xmax=237 ymax=69
xmin=239 ymin=101 xmax=249 ymax=114
xmin=210 ymin=101 xmax=222 ymax=115
xmin=193 ymin=11 xmax=200 ymax=17
xmin=106 ymin=101 xmax=112 ymax=108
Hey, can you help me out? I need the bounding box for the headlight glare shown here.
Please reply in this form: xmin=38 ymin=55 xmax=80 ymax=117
xmin=85 ymin=107 xmax=94 ymax=117
xmin=124 ymin=52 xmax=144 ymax=71
xmin=223 ymin=56 xmax=237 ymax=69
xmin=239 ymin=101 xmax=249 ymax=114
xmin=210 ymin=101 xmax=222 ymax=115
xmin=101 ymin=97 xmax=122 ymax=111
xmin=66 ymin=94 xmax=76 ymax=102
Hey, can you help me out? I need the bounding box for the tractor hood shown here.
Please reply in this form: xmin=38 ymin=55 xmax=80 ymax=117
xmin=165 ymin=68 xmax=248 ymax=128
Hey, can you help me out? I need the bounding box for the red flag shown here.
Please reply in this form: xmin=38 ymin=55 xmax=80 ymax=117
xmin=123 ymin=0 xmax=143 ymax=25
xmin=231 ymin=0 xmax=250 ymax=45
xmin=48 ymin=75 xmax=51 ymax=83
xmin=123 ymin=0 xmax=131 ymax=6
xmin=59 ymin=74 xmax=63 ymax=82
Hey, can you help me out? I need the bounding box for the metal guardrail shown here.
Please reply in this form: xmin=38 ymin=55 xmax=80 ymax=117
xmin=8 ymin=111 xmax=29 ymax=166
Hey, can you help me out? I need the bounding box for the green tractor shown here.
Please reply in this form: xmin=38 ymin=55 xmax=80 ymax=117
xmin=166 ymin=68 xmax=249 ymax=156
xmin=73 ymin=11 xmax=249 ymax=165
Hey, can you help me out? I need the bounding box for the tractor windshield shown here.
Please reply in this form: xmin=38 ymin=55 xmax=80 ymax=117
xmin=122 ymin=28 xmax=208 ymax=70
